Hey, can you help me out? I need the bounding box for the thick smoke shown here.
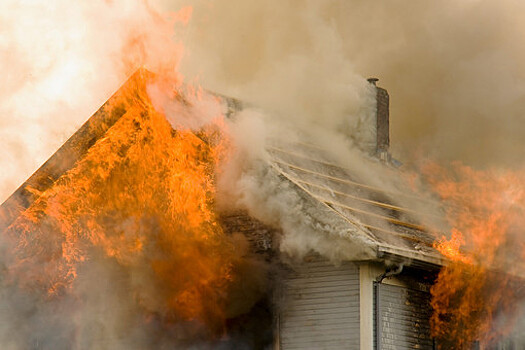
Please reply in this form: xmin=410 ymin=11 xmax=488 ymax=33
xmin=156 ymin=0 xmax=447 ymax=261
xmin=162 ymin=0 xmax=525 ymax=169
xmin=160 ymin=0 xmax=525 ymax=344
xmin=217 ymin=109 xmax=379 ymax=264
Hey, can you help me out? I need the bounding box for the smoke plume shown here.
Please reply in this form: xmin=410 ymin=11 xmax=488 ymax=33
xmin=162 ymin=0 xmax=525 ymax=169
xmin=161 ymin=0 xmax=525 ymax=344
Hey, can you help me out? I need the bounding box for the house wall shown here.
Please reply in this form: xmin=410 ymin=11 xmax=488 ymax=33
xmin=359 ymin=263 xmax=383 ymax=349
xmin=277 ymin=257 xmax=360 ymax=350
xmin=277 ymin=260 xmax=436 ymax=350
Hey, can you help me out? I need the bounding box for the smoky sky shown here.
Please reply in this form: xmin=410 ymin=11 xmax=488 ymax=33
xmin=2 ymin=0 xmax=523 ymax=202
xmin=160 ymin=0 xmax=525 ymax=169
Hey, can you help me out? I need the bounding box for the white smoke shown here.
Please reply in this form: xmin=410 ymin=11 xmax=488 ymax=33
xmin=217 ymin=109 xmax=381 ymax=264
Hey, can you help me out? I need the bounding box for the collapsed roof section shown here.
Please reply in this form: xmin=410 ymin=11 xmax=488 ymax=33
xmin=0 ymin=68 xmax=445 ymax=269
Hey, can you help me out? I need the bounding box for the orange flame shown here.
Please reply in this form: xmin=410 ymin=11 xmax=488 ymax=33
xmin=0 ymin=0 xmax=193 ymax=202
xmin=0 ymin=1 xmax=273 ymax=345
xmin=3 ymin=71 xmax=239 ymax=335
xmin=424 ymin=162 xmax=525 ymax=348
xmin=434 ymin=229 xmax=473 ymax=265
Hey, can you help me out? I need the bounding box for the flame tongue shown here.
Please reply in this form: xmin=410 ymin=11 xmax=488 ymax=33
xmin=4 ymin=72 xmax=236 ymax=334
xmin=425 ymin=162 xmax=525 ymax=347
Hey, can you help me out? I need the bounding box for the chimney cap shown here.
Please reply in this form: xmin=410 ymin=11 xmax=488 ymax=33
xmin=367 ymin=77 xmax=379 ymax=86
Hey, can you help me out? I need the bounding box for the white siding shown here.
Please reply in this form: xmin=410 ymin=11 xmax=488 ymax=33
xmin=279 ymin=259 xmax=360 ymax=350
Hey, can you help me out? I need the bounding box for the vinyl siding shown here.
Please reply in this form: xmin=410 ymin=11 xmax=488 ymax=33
xmin=279 ymin=259 xmax=360 ymax=350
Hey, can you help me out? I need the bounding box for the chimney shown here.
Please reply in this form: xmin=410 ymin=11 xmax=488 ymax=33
xmin=367 ymin=78 xmax=390 ymax=162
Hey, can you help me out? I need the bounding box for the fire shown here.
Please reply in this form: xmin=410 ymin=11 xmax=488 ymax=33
xmin=0 ymin=0 xmax=189 ymax=203
xmin=0 ymin=1 xmax=275 ymax=347
xmin=424 ymin=162 xmax=525 ymax=348
xmin=434 ymin=229 xmax=473 ymax=265
xmin=3 ymin=70 xmax=239 ymax=336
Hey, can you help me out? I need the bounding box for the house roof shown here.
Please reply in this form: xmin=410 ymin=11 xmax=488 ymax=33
xmin=266 ymin=139 xmax=445 ymax=268
xmin=0 ymin=68 xmax=446 ymax=269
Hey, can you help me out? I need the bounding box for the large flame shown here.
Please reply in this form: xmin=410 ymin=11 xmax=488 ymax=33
xmin=0 ymin=2 xmax=274 ymax=346
xmin=2 ymin=71 xmax=240 ymax=337
xmin=424 ymin=162 xmax=525 ymax=348
xmin=0 ymin=0 xmax=189 ymax=203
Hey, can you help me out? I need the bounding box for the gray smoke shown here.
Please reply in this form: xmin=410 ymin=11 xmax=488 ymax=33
xmin=161 ymin=0 xmax=525 ymax=169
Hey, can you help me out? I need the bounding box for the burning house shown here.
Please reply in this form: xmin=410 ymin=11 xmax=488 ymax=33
xmin=0 ymin=68 xmax=523 ymax=350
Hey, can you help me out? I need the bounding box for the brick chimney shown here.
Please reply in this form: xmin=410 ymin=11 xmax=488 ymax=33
xmin=367 ymin=78 xmax=390 ymax=162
